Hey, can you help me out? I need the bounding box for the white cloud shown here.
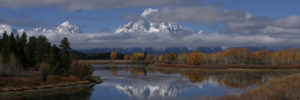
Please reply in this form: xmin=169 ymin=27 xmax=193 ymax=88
xmin=145 ymin=6 xmax=248 ymax=24
xmin=0 ymin=0 xmax=199 ymax=10
xmin=275 ymin=16 xmax=300 ymax=28
xmin=24 ymin=29 xmax=297 ymax=49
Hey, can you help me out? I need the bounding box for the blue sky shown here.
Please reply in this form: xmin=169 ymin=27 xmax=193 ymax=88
xmin=1 ymin=0 xmax=300 ymax=33
xmin=0 ymin=0 xmax=300 ymax=48
xmin=206 ymin=0 xmax=300 ymax=18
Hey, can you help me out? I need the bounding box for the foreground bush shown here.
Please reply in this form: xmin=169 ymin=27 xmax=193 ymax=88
xmin=39 ymin=62 xmax=50 ymax=82
xmin=70 ymin=62 xmax=93 ymax=79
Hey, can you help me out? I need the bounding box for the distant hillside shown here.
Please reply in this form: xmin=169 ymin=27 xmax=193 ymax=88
xmin=77 ymin=47 xmax=291 ymax=55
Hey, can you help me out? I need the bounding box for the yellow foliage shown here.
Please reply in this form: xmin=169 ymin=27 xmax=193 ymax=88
xmin=159 ymin=54 xmax=167 ymax=63
xmin=177 ymin=53 xmax=189 ymax=64
xmin=130 ymin=53 xmax=145 ymax=60
xmin=187 ymin=52 xmax=205 ymax=65
xmin=167 ymin=52 xmax=177 ymax=60
xmin=124 ymin=55 xmax=129 ymax=60
xmin=110 ymin=52 xmax=118 ymax=60
xmin=253 ymin=50 xmax=271 ymax=64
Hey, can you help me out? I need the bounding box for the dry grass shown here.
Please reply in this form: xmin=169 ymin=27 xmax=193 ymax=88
xmin=152 ymin=63 xmax=300 ymax=69
xmin=0 ymin=71 xmax=84 ymax=91
xmin=242 ymin=74 xmax=300 ymax=100
xmin=207 ymin=74 xmax=300 ymax=100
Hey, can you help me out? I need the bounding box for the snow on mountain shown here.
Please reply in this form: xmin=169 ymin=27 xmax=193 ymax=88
xmin=141 ymin=8 xmax=158 ymax=18
xmin=54 ymin=21 xmax=81 ymax=34
xmin=0 ymin=21 xmax=81 ymax=39
xmin=115 ymin=8 xmax=191 ymax=33
xmin=0 ymin=24 xmax=17 ymax=34
xmin=33 ymin=27 xmax=49 ymax=33
xmin=31 ymin=21 xmax=81 ymax=35
xmin=101 ymin=75 xmax=191 ymax=99
xmin=17 ymin=29 xmax=25 ymax=34
xmin=197 ymin=30 xmax=204 ymax=34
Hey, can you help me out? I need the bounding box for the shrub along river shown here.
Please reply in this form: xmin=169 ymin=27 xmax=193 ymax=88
xmin=9 ymin=64 xmax=300 ymax=100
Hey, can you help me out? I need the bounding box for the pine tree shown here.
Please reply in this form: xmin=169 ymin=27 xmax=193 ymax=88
xmin=2 ymin=32 xmax=9 ymax=64
xmin=0 ymin=34 xmax=2 ymax=54
xmin=143 ymin=52 xmax=147 ymax=60
xmin=8 ymin=33 xmax=15 ymax=55
xmin=59 ymin=37 xmax=72 ymax=74
xmin=7 ymin=33 xmax=18 ymax=69
xmin=19 ymin=33 xmax=27 ymax=68
xmin=34 ymin=36 xmax=50 ymax=68
xmin=47 ymin=45 xmax=62 ymax=74
xmin=15 ymin=34 xmax=20 ymax=56
xmin=25 ymin=36 xmax=37 ymax=68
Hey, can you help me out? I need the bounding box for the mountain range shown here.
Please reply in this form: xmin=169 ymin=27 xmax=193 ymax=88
xmin=79 ymin=47 xmax=289 ymax=54
xmin=0 ymin=21 xmax=81 ymax=35
xmin=115 ymin=8 xmax=192 ymax=34
xmin=33 ymin=21 xmax=81 ymax=34
xmin=0 ymin=24 xmax=18 ymax=34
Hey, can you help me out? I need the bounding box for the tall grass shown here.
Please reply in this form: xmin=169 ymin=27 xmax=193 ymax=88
xmin=209 ymin=74 xmax=300 ymax=100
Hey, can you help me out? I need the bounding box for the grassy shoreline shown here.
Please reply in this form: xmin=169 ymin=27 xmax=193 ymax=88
xmin=0 ymin=83 xmax=95 ymax=100
xmin=81 ymin=60 xmax=300 ymax=69
xmin=208 ymin=73 xmax=300 ymax=100
xmin=151 ymin=63 xmax=300 ymax=70
xmin=148 ymin=65 xmax=300 ymax=74
xmin=0 ymin=74 xmax=102 ymax=93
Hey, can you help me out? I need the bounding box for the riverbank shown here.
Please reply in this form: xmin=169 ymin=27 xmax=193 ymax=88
xmin=0 ymin=73 xmax=102 ymax=93
xmin=0 ymin=82 xmax=95 ymax=100
xmin=150 ymin=63 xmax=300 ymax=70
xmin=209 ymin=73 xmax=300 ymax=100
xmin=80 ymin=60 xmax=144 ymax=64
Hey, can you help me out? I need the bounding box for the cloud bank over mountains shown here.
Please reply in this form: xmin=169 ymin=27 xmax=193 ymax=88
xmin=0 ymin=0 xmax=200 ymax=10
xmin=1 ymin=8 xmax=300 ymax=49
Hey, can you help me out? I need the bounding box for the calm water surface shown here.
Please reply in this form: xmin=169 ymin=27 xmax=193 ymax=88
xmin=88 ymin=64 xmax=288 ymax=100
xmin=13 ymin=64 xmax=297 ymax=100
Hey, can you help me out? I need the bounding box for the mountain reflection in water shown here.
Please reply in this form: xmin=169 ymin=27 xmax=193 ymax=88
xmin=90 ymin=64 xmax=288 ymax=100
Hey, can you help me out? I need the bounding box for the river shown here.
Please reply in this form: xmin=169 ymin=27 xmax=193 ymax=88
xmin=10 ymin=64 xmax=298 ymax=100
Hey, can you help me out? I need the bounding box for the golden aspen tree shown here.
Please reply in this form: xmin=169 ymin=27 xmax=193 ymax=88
xmin=187 ymin=52 xmax=205 ymax=65
xmin=177 ymin=53 xmax=189 ymax=64
xmin=110 ymin=52 xmax=118 ymax=60
xmin=124 ymin=55 xmax=129 ymax=60
xmin=216 ymin=52 xmax=224 ymax=64
xmin=272 ymin=51 xmax=282 ymax=65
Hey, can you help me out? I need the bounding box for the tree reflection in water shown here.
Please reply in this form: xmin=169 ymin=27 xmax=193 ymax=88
xmin=102 ymin=65 xmax=288 ymax=99
xmin=184 ymin=72 xmax=283 ymax=89
xmin=109 ymin=65 xmax=288 ymax=89
xmin=110 ymin=65 xmax=118 ymax=75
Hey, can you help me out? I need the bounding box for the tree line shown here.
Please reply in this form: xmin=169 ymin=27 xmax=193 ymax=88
xmin=124 ymin=48 xmax=300 ymax=66
xmin=75 ymin=51 xmax=126 ymax=60
xmin=0 ymin=31 xmax=73 ymax=75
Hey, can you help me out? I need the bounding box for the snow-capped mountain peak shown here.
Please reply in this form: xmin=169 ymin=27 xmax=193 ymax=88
xmin=33 ymin=27 xmax=48 ymax=33
xmin=141 ymin=8 xmax=158 ymax=18
xmin=31 ymin=21 xmax=81 ymax=35
xmin=17 ymin=29 xmax=25 ymax=34
xmin=54 ymin=21 xmax=81 ymax=34
xmin=0 ymin=24 xmax=16 ymax=34
xmin=115 ymin=8 xmax=191 ymax=34
xmin=60 ymin=21 xmax=71 ymax=26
